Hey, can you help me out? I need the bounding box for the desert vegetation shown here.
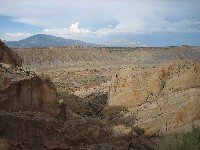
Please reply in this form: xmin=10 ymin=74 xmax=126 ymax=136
xmin=158 ymin=126 xmax=200 ymax=150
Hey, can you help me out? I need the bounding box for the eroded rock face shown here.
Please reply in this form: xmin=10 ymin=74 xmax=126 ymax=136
xmin=0 ymin=64 xmax=64 ymax=149
xmin=108 ymin=59 xmax=200 ymax=135
xmin=0 ymin=42 xmax=65 ymax=148
xmin=0 ymin=64 xmax=58 ymax=114
xmin=0 ymin=40 xmax=22 ymax=67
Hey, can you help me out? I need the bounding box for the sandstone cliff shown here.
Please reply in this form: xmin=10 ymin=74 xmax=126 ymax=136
xmin=0 ymin=63 xmax=58 ymax=114
xmin=107 ymin=59 xmax=200 ymax=135
xmin=0 ymin=41 xmax=65 ymax=148
xmin=0 ymin=40 xmax=22 ymax=67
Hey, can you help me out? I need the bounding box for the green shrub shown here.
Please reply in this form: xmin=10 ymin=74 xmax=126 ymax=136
xmin=0 ymin=138 xmax=7 ymax=150
xmin=158 ymin=126 xmax=200 ymax=150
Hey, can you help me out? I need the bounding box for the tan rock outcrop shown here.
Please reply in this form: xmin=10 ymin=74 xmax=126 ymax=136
xmin=0 ymin=63 xmax=59 ymax=115
xmin=0 ymin=40 xmax=22 ymax=67
xmin=0 ymin=42 xmax=67 ymax=148
xmin=0 ymin=63 xmax=66 ymax=148
xmin=107 ymin=59 xmax=200 ymax=135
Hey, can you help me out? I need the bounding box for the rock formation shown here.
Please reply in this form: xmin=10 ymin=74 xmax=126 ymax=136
xmin=0 ymin=41 xmax=64 ymax=149
xmin=0 ymin=40 xmax=22 ymax=67
xmin=107 ymin=59 xmax=200 ymax=135
xmin=0 ymin=63 xmax=58 ymax=114
xmin=0 ymin=64 xmax=65 ymax=148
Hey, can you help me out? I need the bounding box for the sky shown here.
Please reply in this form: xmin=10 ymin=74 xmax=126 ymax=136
xmin=0 ymin=0 xmax=200 ymax=46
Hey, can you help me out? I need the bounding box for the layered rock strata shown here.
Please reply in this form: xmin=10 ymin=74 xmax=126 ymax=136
xmin=14 ymin=46 xmax=200 ymax=68
xmin=107 ymin=59 xmax=200 ymax=135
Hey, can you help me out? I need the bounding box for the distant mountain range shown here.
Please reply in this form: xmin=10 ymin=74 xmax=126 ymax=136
xmin=104 ymin=39 xmax=145 ymax=47
xmin=5 ymin=34 xmax=145 ymax=48
xmin=5 ymin=34 xmax=98 ymax=48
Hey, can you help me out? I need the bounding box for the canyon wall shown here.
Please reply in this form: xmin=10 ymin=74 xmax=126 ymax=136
xmin=14 ymin=46 xmax=200 ymax=68
xmin=107 ymin=59 xmax=200 ymax=135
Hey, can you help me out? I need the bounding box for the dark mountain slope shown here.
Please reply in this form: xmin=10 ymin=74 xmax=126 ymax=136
xmin=6 ymin=34 xmax=97 ymax=48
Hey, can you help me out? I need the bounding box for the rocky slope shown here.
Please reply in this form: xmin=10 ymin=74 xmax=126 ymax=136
xmin=14 ymin=46 xmax=200 ymax=68
xmin=0 ymin=40 xmax=22 ymax=67
xmin=107 ymin=59 xmax=200 ymax=135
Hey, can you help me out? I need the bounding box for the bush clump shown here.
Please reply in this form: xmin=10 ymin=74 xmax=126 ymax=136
xmin=158 ymin=126 xmax=200 ymax=150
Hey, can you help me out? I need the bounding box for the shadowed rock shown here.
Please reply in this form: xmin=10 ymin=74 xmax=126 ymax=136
xmin=0 ymin=40 xmax=22 ymax=67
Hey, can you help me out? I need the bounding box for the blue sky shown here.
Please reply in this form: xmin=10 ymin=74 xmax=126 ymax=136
xmin=0 ymin=0 xmax=200 ymax=46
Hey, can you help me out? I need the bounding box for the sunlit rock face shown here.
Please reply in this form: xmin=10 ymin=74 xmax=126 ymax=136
xmin=108 ymin=59 xmax=200 ymax=135
xmin=0 ymin=63 xmax=58 ymax=114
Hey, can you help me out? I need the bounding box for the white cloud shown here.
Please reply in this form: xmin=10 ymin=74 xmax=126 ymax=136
xmin=69 ymin=22 xmax=91 ymax=34
xmin=5 ymin=33 xmax=31 ymax=40
xmin=42 ymin=22 xmax=92 ymax=38
xmin=11 ymin=18 xmax=39 ymax=26
xmin=94 ymin=16 xmax=200 ymax=36
xmin=42 ymin=18 xmax=200 ymax=40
